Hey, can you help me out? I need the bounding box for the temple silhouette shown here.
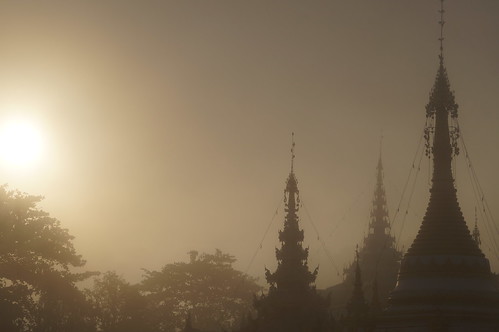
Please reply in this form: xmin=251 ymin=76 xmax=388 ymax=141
xmin=184 ymin=1 xmax=499 ymax=331
xmin=375 ymin=1 xmax=499 ymax=329
xmin=239 ymin=135 xmax=335 ymax=332
xmin=327 ymin=152 xmax=402 ymax=319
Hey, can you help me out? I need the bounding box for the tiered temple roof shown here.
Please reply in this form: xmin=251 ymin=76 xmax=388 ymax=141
xmin=247 ymin=137 xmax=334 ymax=332
xmin=338 ymin=155 xmax=401 ymax=309
xmin=379 ymin=3 xmax=499 ymax=329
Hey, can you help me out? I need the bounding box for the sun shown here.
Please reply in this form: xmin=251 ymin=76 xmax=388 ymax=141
xmin=0 ymin=119 xmax=44 ymax=169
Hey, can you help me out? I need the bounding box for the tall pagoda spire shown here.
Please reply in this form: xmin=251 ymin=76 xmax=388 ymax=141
xmin=339 ymin=150 xmax=401 ymax=308
xmin=380 ymin=2 xmax=499 ymax=329
xmin=367 ymin=151 xmax=393 ymax=249
xmin=264 ymin=133 xmax=317 ymax=293
xmin=251 ymin=135 xmax=333 ymax=332
xmin=406 ymin=24 xmax=481 ymax=259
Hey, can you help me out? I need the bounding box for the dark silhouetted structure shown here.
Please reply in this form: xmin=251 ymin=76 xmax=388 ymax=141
xmin=377 ymin=2 xmax=499 ymax=330
xmin=328 ymin=154 xmax=401 ymax=315
xmin=242 ymin=136 xmax=334 ymax=332
xmin=349 ymin=155 xmax=401 ymax=302
xmin=340 ymin=248 xmax=371 ymax=331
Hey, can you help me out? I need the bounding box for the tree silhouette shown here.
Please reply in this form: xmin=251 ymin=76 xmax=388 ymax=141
xmin=141 ymin=249 xmax=261 ymax=332
xmin=86 ymin=271 xmax=150 ymax=332
xmin=0 ymin=185 xmax=95 ymax=332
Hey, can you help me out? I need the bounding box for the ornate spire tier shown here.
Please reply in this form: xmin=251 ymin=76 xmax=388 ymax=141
xmin=264 ymin=141 xmax=317 ymax=294
xmin=365 ymin=155 xmax=396 ymax=254
xmin=405 ymin=58 xmax=483 ymax=259
xmin=250 ymin=135 xmax=333 ymax=332
xmin=340 ymin=152 xmax=401 ymax=307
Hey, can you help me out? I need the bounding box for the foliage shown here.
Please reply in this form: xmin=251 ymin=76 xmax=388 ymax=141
xmin=0 ymin=184 xmax=263 ymax=332
xmin=141 ymin=249 xmax=262 ymax=332
xmin=0 ymin=185 xmax=95 ymax=332
xmin=86 ymin=271 xmax=150 ymax=332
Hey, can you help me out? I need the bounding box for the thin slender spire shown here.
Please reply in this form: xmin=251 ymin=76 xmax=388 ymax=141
xmin=379 ymin=131 xmax=383 ymax=160
xmin=347 ymin=245 xmax=368 ymax=318
xmin=438 ymin=0 xmax=445 ymax=61
xmin=290 ymin=132 xmax=296 ymax=174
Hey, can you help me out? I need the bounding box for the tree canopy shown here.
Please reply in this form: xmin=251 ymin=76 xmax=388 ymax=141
xmin=141 ymin=249 xmax=262 ymax=332
xmin=0 ymin=185 xmax=264 ymax=332
xmin=86 ymin=271 xmax=150 ymax=332
xmin=0 ymin=185 xmax=95 ymax=332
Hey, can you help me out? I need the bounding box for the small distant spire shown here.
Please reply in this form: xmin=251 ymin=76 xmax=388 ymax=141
xmin=353 ymin=244 xmax=362 ymax=295
xmin=438 ymin=0 xmax=446 ymax=62
xmin=290 ymin=132 xmax=296 ymax=173
xmin=347 ymin=245 xmax=368 ymax=319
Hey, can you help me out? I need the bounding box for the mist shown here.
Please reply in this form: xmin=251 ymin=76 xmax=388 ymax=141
xmin=1 ymin=0 xmax=498 ymax=292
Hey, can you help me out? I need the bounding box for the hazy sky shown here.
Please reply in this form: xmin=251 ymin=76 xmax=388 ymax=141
xmin=0 ymin=1 xmax=498 ymax=288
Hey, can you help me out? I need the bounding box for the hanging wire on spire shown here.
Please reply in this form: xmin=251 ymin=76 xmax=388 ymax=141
xmin=244 ymin=199 xmax=282 ymax=275
xmin=290 ymin=132 xmax=296 ymax=173
xmin=438 ymin=0 xmax=445 ymax=61
xmin=300 ymin=198 xmax=341 ymax=276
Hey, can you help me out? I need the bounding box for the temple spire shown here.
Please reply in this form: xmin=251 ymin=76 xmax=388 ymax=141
xmin=344 ymin=246 xmax=369 ymax=329
xmin=252 ymin=138 xmax=333 ymax=331
xmin=337 ymin=152 xmax=401 ymax=310
xmin=379 ymin=132 xmax=383 ymax=160
xmin=369 ymin=149 xmax=391 ymax=243
xmin=263 ymin=136 xmax=317 ymax=293
xmin=290 ymin=132 xmax=295 ymax=174
xmin=347 ymin=246 xmax=367 ymax=317
xmin=438 ymin=0 xmax=445 ymax=61
xmin=381 ymin=3 xmax=499 ymax=329
xmin=407 ymin=0 xmax=480 ymax=257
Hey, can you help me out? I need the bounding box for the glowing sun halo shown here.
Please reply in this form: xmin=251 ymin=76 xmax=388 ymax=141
xmin=0 ymin=119 xmax=44 ymax=168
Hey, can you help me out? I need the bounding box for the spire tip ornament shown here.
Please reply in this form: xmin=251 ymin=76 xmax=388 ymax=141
xmin=379 ymin=131 xmax=384 ymax=159
xmin=290 ymin=132 xmax=296 ymax=173
xmin=439 ymin=0 xmax=446 ymax=61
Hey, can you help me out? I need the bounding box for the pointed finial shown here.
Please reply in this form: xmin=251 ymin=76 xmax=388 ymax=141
xmin=438 ymin=0 xmax=445 ymax=61
xmin=290 ymin=132 xmax=296 ymax=173
xmin=379 ymin=131 xmax=384 ymax=160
